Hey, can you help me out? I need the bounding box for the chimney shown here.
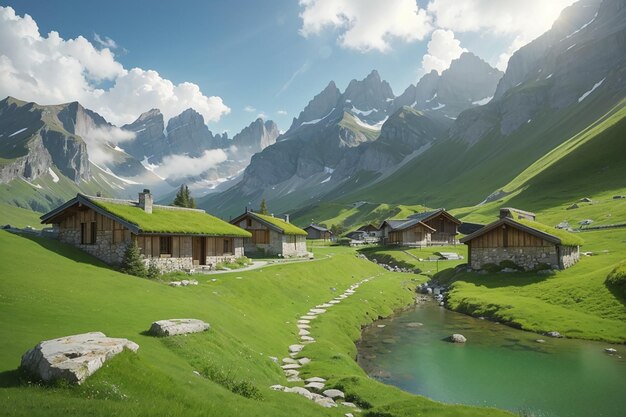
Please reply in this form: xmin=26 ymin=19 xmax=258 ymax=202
xmin=96 ymin=191 xmax=102 ymax=197
xmin=284 ymin=214 xmax=290 ymax=223
xmin=138 ymin=189 xmax=153 ymax=214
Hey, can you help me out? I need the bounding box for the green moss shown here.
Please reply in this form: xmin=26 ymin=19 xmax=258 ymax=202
xmin=605 ymin=260 xmax=626 ymax=296
xmin=516 ymin=219 xmax=584 ymax=247
xmin=91 ymin=199 xmax=251 ymax=237
xmin=252 ymin=212 xmax=307 ymax=235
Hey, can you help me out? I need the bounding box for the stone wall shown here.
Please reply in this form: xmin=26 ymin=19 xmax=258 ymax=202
xmin=559 ymin=245 xmax=580 ymax=269
xmin=281 ymin=235 xmax=308 ymax=257
xmin=470 ymin=245 xmax=560 ymax=270
xmin=58 ymin=228 xmax=129 ymax=265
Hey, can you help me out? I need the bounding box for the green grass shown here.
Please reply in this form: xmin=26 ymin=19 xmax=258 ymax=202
xmin=438 ymin=228 xmax=626 ymax=343
xmin=515 ymin=219 xmax=585 ymax=247
xmin=251 ymin=212 xmax=308 ymax=235
xmin=358 ymin=245 xmax=468 ymax=276
xmin=0 ymin=231 xmax=511 ymax=417
xmin=92 ymin=199 xmax=252 ymax=237
xmin=605 ymin=260 xmax=626 ymax=297
xmin=0 ymin=203 xmax=42 ymax=229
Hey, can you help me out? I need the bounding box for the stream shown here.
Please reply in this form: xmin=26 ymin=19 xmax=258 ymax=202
xmin=357 ymin=301 xmax=626 ymax=417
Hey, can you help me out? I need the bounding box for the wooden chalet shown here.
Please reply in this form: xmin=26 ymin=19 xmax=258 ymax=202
xmin=304 ymin=224 xmax=332 ymax=240
xmin=460 ymin=213 xmax=582 ymax=271
xmin=40 ymin=190 xmax=251 ymax=272
xmin=379 ymin=219 xmax=435 ymax=247
xmin=407 ymin=209 xmax=461 ymax=245
xmin=230 ymin=211 xmax=308 ymax=257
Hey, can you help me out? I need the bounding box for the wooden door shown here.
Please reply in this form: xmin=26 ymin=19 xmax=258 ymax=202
xmin=192 ymin=237 xmax=206 ymax=266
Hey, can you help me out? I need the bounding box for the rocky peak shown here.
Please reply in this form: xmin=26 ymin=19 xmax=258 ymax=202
xmin=122 ymin=109 xmax=167 ymax=162
xmin=494 ymin=0 xmax=603 ymax=99
xmin=166 ymin=108 xmax=215 ymax=156
xmin=342 ymin=69 xmax=394 ymax=113
xmin=233 ymin=117 xmax=280 ymax=153
xmin=290 ymin=81 xmax=342 ymax=129
xmin=437 ymin=52 xmax=503 ymax=104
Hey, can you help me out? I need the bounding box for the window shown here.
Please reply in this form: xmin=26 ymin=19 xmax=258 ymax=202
xmin=246 ymin=218 xmax=252 ymax=227
xmin=80 ymin=223 xmax=87 ymax=244
xmin=159 ymin=236 xmax=172 ymax=256
xmin=223 ymin=238 xmax=231 ymax=254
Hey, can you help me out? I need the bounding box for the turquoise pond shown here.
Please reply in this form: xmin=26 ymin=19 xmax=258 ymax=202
xmin=357 ymin=302 xmax=626 ymax=417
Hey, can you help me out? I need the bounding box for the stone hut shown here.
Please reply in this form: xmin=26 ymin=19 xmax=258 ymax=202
xmin=230 ymin=211 xmax=308 ymax=257
xmin=379 ymin=219 xmax=435 ymax=247
xmin=407 ymin=209 xmax=462 ymax=245
xmin=304 ymin=224 xmax=332 ymax=240
xmin=460 ymin=216 xmax=583 ymax=271
xmin=40 ymin=191 xmax=251 ymax=272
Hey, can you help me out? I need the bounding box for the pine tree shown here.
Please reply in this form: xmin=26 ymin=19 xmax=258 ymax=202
xmin=259 ymin=198 xmax=268 ymax=215
xmin=173 ymin=184 xmax=196 ymax=208
xmin=121 ymin=241 xmax=147 ymax=278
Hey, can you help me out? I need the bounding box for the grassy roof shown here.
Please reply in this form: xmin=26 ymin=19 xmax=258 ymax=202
xmin=253 ymin=212 xmax=307 ymax=235
xmin=517 ymin=219 xmax=584 ymax=247
xmin=92 ymin=200 xmax=251 ymax=237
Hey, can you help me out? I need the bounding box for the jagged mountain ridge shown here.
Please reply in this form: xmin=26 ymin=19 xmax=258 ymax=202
xmin=198 ymin=56 xmax=501 ymax=215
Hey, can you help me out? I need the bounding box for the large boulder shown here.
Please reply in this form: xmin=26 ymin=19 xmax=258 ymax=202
xmin=149 ymin=319 xmax=210 ymax=337
xmin=20 ymin=332 xmax=139 ymax=384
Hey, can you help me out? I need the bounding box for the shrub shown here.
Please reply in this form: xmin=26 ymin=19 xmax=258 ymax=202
xmin=482 ymin=263 xmax=502 ymax=273
xmin=532 ymin=263 xmax=552 ymax=272
xmin=605 ymin=261 xmax=626 ymax=296
xmin=120 ymin=242 xmax=147 ymax=278
xmin=146 ymin=261 xmax=160 ymax=280
xmin=499 ymin=260 xmax=523 ymax=271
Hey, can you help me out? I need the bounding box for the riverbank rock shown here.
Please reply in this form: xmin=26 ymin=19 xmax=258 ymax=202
xmin=149 ymin=319 xmax=210 ymax=336
xmin=20 ymin=332 xmax=139 ymax=384
xmin=605 ymin=348 xmax=617 ymax=354
xmin=546 ymin=331 xmax=562 ymax=338
xmin=406 ymin=322 xmax=423 ymax=328
xmin=449 ymin=334 xmax=467 ymax=343
xmin=535 ymin=339 xmax=546 ymax=344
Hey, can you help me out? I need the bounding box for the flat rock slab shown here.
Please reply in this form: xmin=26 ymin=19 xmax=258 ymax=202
xmin=308 ymin=309 xmax=327 ymax=315
xmin=289 ymin=344 xmax=304 ymax=353
xmin=301 ymin=335 xmax=315 ymax=342
xmin=300 ymin=315 xmax=317 ymax=320
xmin=285 ymin=386 xmax=314 ymax=400
xmin=297 ymin=324 xmax=311 ymax=329
xmin=305 ymin=381 xmax=325 ymax=391
xmin=297 ymin=320 xmax=311 ymax=324
xmin=149 ymin=319 xmax=210 ymax=337
xmin=305 ymin=376 xmax=326 ymax=383
xmin=281 ymin=363 xmax=301 ymax=369
xmin=323 ymin=389 xmax=345 ymax=399
xmin=298 ymin=357 xmax=311 ymax=365
xmin=449 ymin=334 xmax=467 ymax=343
xmin=299 ymin=329 xmax=311 ymax=336
xmin=20 ymin=332 xmax=139 ymax=384
xmin=282 ymin=357 xmax=298 ymax=364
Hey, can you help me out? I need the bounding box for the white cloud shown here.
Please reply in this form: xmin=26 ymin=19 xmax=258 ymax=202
xmin=93 ymin=33 xmax=117 ymax=49
xmin=155 ymin=149 xmax=228 ymax=180
xmin=277 ymin=110 xmax=288 ymax=115
xmin=427 ymin=0 xmax=577 ymax=70
xmin=421 ymin=29 xmax=466 ymax=74
xmin=0 ymin=6 xmax=230 ymax=126
xmin=299 ymin=0 xmax=432 ymax=52
xmin=256 ymin=112 xmax=268 ymax=120
xmin=77 ymin=125 xmax=136 ymax=167
xmin=244 ymin=105 xmax=256 ymax=112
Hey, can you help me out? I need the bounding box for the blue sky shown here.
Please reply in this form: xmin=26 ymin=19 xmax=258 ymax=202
xmin=1 ymin=0 xmax=575 ymax=135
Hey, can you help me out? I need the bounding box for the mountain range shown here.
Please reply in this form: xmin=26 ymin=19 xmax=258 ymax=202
xmin=1 ymin=0 xmax=625 ymax=228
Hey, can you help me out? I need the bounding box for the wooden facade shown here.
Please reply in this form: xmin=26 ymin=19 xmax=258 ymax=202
xmin=461 ymin=217 xmax=581 ymax=271
xmin=230 ymin=211 xmax=308 ymax=257
xmin=41 ymin=193 xmax=248 ymax=272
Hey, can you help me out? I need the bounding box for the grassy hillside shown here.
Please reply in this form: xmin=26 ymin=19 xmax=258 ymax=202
xmin=0 ymin=231 xmax=511 ymax=417
xmin=289 ymin=91 xmax=626 ymax=227
xmin=291 ymin=202 xmax=431 ymax=231
xmin=0 ymin=203 xmax=42 ymax=228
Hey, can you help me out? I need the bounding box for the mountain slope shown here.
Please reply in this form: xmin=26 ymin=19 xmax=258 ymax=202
xmin=308 ymin=0 xmax=625 ymax=212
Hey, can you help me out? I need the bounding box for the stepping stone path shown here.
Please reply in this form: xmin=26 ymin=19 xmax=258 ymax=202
xmin=149 ymin=319 xmax=210 ymax=337
xmin=20 ymin=332 xmax=139 ymax=384
xmin=270 ymin=277 xmax=374 ymax=409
